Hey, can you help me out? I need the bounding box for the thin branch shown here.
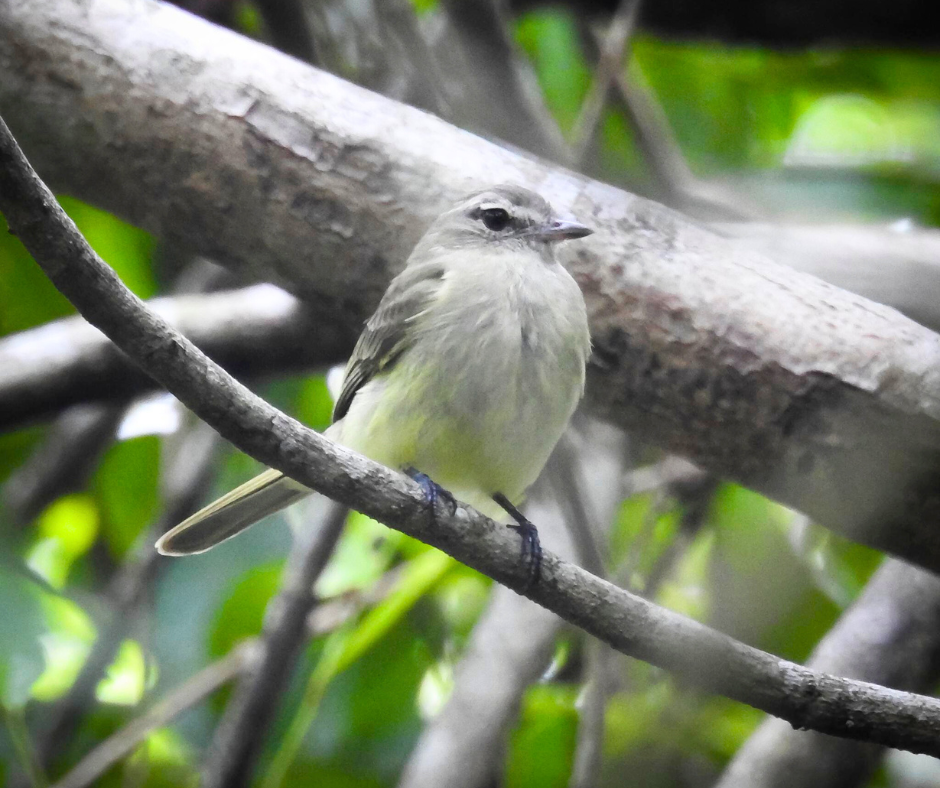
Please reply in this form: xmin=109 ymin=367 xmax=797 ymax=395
xmin=544 ymin=433 xmax=608 ymax=577
xmin=375 ymin=0 xmax=453 ymax=119
xmin=49 ymin=642 xmax=255 ymax=788
xmin=715 ymin=559 xmax=940 ymax=788
xmin=0 ymin=285 xmax=350 ymax=430
xmin=5 ymin=110 xmax=940 ymax=758
xmin=399 ymin=419 xmax=628 ymax=788
xmin=568 ymin=638 xmax=615 ymax=788
xmin=398 ymin=485 xmax=574 ymax=788
xmin=641 ymin=471 xmax=716 ymax=597
xmin=42 ymin=559 xmax=403 ymax=788
xmin=201 ymin=501 xmax=348 ymax=788
xmin=570 ymin=0 xmax=641 ymax=162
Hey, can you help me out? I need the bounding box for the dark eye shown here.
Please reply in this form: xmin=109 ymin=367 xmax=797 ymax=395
xmin=480 ymin=207 xmax=511 ymax=232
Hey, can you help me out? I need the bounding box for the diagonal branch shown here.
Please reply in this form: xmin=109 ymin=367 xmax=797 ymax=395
xmin=5 ymin=110 xmax=940 ymax=760
xmin=570 ymin=0 xmax=642 ymax=162
xmin=201 ymin=502 xmax=348 ymax=788
xmin=715 ymin=559 xmax=940 ymax=788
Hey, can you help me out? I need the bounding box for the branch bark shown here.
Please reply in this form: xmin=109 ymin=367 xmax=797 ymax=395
xmin=0 ymin=285 xmax=350 ymax=430
xmin=2 ymin=0 xmax=939 ymax=573
xmin=202 ymin=502 xmax=348 ymax=788
xmin=5 ymin=109 xmax=940 ymax=761
xmin=716 ymin=559 xmax=940 ymax=788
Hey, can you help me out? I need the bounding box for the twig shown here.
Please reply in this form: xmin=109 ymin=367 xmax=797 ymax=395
xmin=641 ymin=472 xmax=717 ymax=597
xmin=545 ymin=434 xmax=607 ymax=577
xmin=5 ymin=112 xmax=940 ymax=757
xmin=398 ymin=486 xmax=573 ymax=788
xmin=570 ymin=0 xmax=641 ymax=163
xmin=568 ymin=638 xmax=614 ymax=788
xmin=399 ymin=422 xmax=627 ymax=788
xmin=605 ymin=45 xmax=753 ymax=219
xmin=715 ymin=559 xmax=940 ymax=788
xmin=3 ymin=706 xmax=48 ymax=788
xmin=49 ymin=642 xmax=255 ymax=788
xmin=201 ymin=501 xmax=348 ymax=788
xmin=375 ymin=0 xmax=453 ymax=119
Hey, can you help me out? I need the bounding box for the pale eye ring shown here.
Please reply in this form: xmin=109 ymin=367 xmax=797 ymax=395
xmin=480 ymin=207 xmax=511 ymax=232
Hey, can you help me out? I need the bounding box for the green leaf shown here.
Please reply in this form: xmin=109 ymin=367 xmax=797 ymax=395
xmin=316 ymin=512 xmax=403 ymax=598
xmin=0 ymin=566 xmax=47 ymax=708
xmin=264 ymin=549 xmax=453 ymax=788
xmin=26 ymin=494 xmax=99 ymax=589
xmin=209 ymin=563 xmax=283 ymax=658
xmin=95 ymin=436 xmax=161 ymax=560
xmin=30 ymin=594 xmax=95 ymax=703
xmin=505 ymin=684 xmax=579 ymax=788
xmin=97 ymin=639 xmax=153 ymax=705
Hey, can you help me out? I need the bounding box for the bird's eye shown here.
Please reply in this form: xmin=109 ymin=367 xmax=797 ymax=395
xmin=480 ymin=207 xmax=511 ymax=232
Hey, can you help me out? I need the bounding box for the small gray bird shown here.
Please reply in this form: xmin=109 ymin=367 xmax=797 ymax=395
xmin=157 ymin=185 xmax=593 ymax=582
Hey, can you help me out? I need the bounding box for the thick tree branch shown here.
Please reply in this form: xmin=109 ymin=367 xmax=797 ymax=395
xmin=719 ymin=221 xmax=940 ymax=333
xmin=2 ymin=0 xmax=939 ymax=573
xmin=5 ymin=110 xmax=940 ymax=761
xmin=0 ymin=286 xmax=350 ymax=430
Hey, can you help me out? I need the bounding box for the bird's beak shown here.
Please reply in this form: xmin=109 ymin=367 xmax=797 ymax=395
xmin=533 ymin=219 xmax=594 ymax=242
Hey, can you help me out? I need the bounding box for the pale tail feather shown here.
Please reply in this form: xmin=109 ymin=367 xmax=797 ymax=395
xmin=155 ymin=468 xmax=310 ymax=556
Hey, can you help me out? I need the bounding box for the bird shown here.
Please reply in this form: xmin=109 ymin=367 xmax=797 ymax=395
xmin=156 ymin=184 xmax=593 ymax=584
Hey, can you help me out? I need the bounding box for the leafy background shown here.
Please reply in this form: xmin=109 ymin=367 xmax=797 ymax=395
xmin=1 ymin=2 xmax=937 ymax=786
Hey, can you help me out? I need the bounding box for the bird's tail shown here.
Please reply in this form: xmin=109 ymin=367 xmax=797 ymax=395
xmin=155 ymin=468 xmax=310 ymax=556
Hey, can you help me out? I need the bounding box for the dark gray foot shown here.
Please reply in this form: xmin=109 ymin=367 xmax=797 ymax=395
xmin=493 ymin=492 xmax=541 ymax=589
xmin=405 ymin=467 xmax=457 ymax=520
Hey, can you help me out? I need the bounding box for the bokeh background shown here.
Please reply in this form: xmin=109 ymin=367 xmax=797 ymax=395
xmin=2 ymin=1 xmax=939 ymax=786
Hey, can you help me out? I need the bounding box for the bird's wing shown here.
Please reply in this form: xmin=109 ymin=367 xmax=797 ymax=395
xmin=333 ymin=259 xmax=446 ymax=422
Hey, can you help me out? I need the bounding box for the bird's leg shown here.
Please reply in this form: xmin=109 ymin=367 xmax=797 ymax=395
xmin=492 ymin=492 xmax=541 ymax=589
xmin=405 ymin=467 xmax=457 ymax=520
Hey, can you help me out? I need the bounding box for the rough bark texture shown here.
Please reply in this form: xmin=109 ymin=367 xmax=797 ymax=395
xmin=1 ymin=0 xmax=940 ymax=573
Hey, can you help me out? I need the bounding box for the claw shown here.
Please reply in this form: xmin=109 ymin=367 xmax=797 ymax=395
xmin=493 ymin=492 xmax=542 ymax=589
xmin=405 ymin=467 xmax=457 ymax=520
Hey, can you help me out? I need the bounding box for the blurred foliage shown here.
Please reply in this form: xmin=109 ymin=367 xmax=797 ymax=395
xmin=0 ymin=1 xmax=936 ymax=786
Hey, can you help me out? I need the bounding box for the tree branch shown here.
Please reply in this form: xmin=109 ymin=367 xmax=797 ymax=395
xmin=2 ymin=0 xmax=939 ymax=573
xmin=0 ymin=285 xmax=350 ymax=430
xmin=5 ymin=109 xmax=940 ymax=760
xmin=49 ymin=642 xmax=254 ymax=788
xmin=716 ymin=559 xmax=940 ymax=788
xmin=201 ymin=502 xmax=348 ymax=788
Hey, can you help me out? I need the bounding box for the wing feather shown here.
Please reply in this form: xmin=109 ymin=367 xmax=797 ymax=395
xmin=333 ymin=260 xmax=446 ymax=422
